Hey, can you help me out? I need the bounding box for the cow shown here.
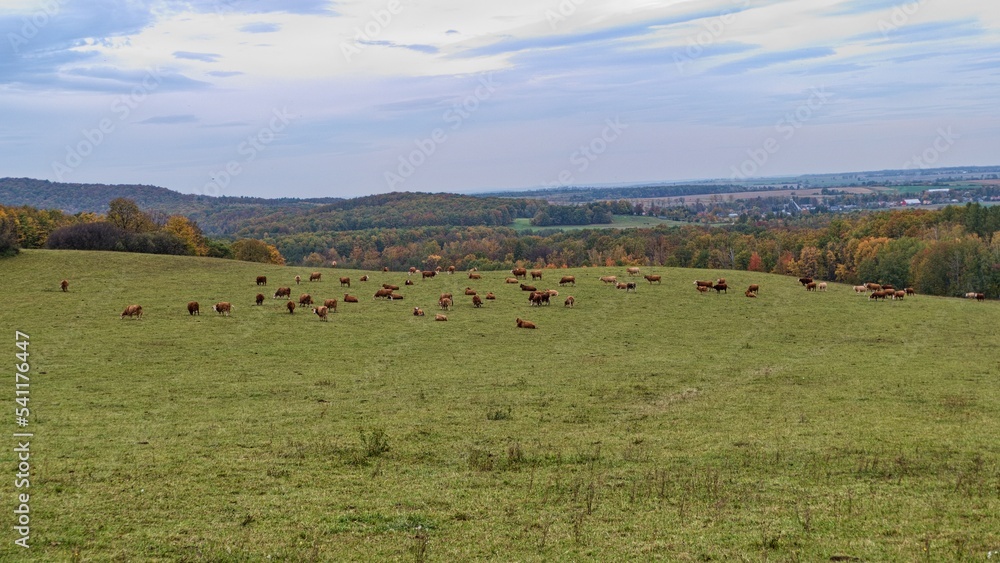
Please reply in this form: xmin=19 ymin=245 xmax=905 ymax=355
xmin=256 ymin=293 xmax=265 ymax=306
xmin=187 ymin=301 xmax=200 ymax=315
xmin=511 ymin=267 xmax=527 ymax=279
xmin=976 ymin=293 xmax=986 ymax=301
xmin=384 ymin=267 xmax=390 ymax=273
xmin=439 ymin=292 xmax=453 ymax=302
xmin=626 ymin=267 xmax=640 ymax=276
xmin=600 ymin=275 xmax=618 ymax=284
xmin=818 ymin=282 xmax=828 ymax=292
xmin=388 ymin=293 xmax=404 ymax=300
xmin=805 ymin=282 xmax=817 ymax=291
xmin=287 ymin=301 xmax=296 ymax=313
xmin=965 ymin=292 xmax=978 ymax=299
xmin=716 ymin=278 xmax=726 ymax=285
xmin=256 ymin=276 xmax=267 ymax=286
xmin=60 ymin=279 xmax=69 ymax=292
xmin=869 ymin=290 xmax=888 ymax=301
xmin=299 ymin=294 xmax=313 ymax=307
xmin=799 ymin=277 xmax=814 ymax=286
xmin=295 ymin=275 xmax=301 ymax=285
xmin=344 ymin=294 xmax=359 ymax=303
xmin=374 ymin=288 xmax=394 ymax=299
xmin=312 ymin=306 xmax=329 ymax=321
xmin=339 ymin=277 xmax=350 ymax=287
xmin=625 ymin=282 xmax=637 ymax=293
xmin=696 ymin=285 xmax=709 ymax=294
xmin=559 ymin=276 xmax=576 ymax=286
xmin=435 ymin=314 xmax=448 ymax=321
xmin=464 ymin=287 xmax=477 ymax=296
xmin=644 ymin=275 xmax=661 ymax=285
xmin=120 ymin=304 xmax=143 ymax=319
xmin=505 ymin=277 xmax=519 ymax=284
xmin=528 ymin=292 xmax=547 ymax=306
xmin=564 ymin=296 xmax=575 ymax=308
xmin=421 ymin=270 xmax=436 ymax=279
xmin=323 ymin=298 xmax=338 ymax=313
xmin=694 ymin=280 xmax=713 ymax=289
xmin=530 ymin=270 xmax=543 ymax=280
xmin=473 ymin=294 xmax=483 ymax=308
xmin=448 ymin=266 xmax=456 ymax=274
xmin=405 ymin=279 xmax=414 ymax=286
xmin=274 ymin=287 xmax=291 ymax=299
xmin=468 ymin=272 xmax=482 ymax=280
xmin=520 ymin=284 xmax=537 ymax=292
xmin=409 ymin=267 xmax=418 ymax=275
xmin=413 ymin=307 xmax=425 ymax=316
xmin=853 ymin=285 xmax=867 ymax=294
xmin=547 ymin=289 xmax=559 ymax=297
xmin=439 ymin=296 xmax=452 ymax=310
xmin=881 ymin=284 xmax=895 ymax=291
xmin=866 ymin=282 xmax=882 ymax=291
xmin=747 ymin=284 xmax=760 ymax=295
xmin=382 ymin=283 xmax=400 ymax=291
xmin=745 ymin=290 xmax=757 ymax=298
xmin=360 ymin=275 xmax=370 ymax=282
xmin=892 ymin=290 xmax=906 ymax=300
xmin=485 ymin=292 xmax=496 ymax=300
xmin=309 ymin=272 xmax=322 ymax=282
xmin=905 ymin=287 xmax=916 ymax=296
xmin=516 ymin=317 xmax=536 ymax=329
xmin=212 ymin=302 xmax=232 ymax=316
xmin=712 ymin=283 xmax=727 ymax=294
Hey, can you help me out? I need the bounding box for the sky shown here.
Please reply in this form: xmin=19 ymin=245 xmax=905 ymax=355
xmin=1 ymin=0 xmax=999 ymax=199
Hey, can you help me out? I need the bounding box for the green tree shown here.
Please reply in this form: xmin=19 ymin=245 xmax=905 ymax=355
xmin=0 ymin=208 xmax=20 ymax=257
xmin=232 ymin=239 xmax=285 ymax=265
xmin=106 ymin=198 xmax=154 ymax=233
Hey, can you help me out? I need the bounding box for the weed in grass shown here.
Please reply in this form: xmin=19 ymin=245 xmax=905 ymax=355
xmin=507 ymin=441 xmax=525 ymax=466
xmin=411 ymin=529 xmax=429 ymax=563
xmin=486 ymin=406 xmax=513 ymax=421
xmin=468 ymin=448 xmax=495 ymax=472
xmin=359 ymin=426 xmax=390 ymax=458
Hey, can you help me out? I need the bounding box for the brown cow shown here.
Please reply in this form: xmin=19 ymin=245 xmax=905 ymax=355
xmin=388 ymin=293 xmax=404 ymax=300
xmin=120 ymin=304 xmax=143 ymax=319
xmin=405 ymin=279 xmax=414 ymax=286
xmin=694 ymin=280 xmax=713 ymax=288
xmin=745 ymin=290 xmax=757 ymax=298
xmin=374 ymin=288 xmax=393 ymax=299
xmin=384 ymin=267 xmax=390 ymax=273
xmin=273 ymin=287 xmax=291 ymax=299
xmin=976 ymin=293 xmax=986 ymax=301
xmin=413 ymin=307 xmax=425 ymax=316
xmin=409 ymin=266 xmax=418 ymax=275
xmin=299 ymin=294 xmax=313 ymax=307
xmin=696 ymin=285 xmax=709 ymax=294
xmin=187 ymin=301 xmax=200 ymax=315
xmin=448 ymin=266 xmax=456 ymax=274
xmin=213 ymin=302 xmax=232 ymax=316
xmin=881 ymin=284 xmax=895 ymax=291
xmin=485 ymin=292 xmax=496 ymax=300
xmin=805 ymin=282 xmax=817 ymax=291
xmin=312 ymin=306 xmax=329 ymax=321
xmin=472 ymin=294 xmax=483 ymax=308
xmin=439 ymin=296 xmax=453 ymax=310
xmin=530 ymin=270 xmax=543 ymax=280
xmin=464 ymin=287 xmax=477 ymax=296
xmin=286 ymin=300 xmax=296 ymax=313
xmin=564 ymin=296 xmax=575 ymax=308
xmin=309 ymin=272 xmax=322 ymax=282
xmin=866 ymin=282 xmax=882 ymax=291
xmin=360 ymin=275 xmax=370 ymax=282
xmin=520 ymin=284 xmax=537 ymax=292
xmin=626 ymin=267 xmax=640 ymax=276
xmin=382 ymin=283 xmax=399 ymax=291
xmin=435 ymin=313 xmax=448 ymax=321
xmin=600 ymin=275 xmax=618 ymax=284
xmin=344 ymin=294 xmax=359 ymax=303
xmin=644 ymin=275 xmax=661 ymax=284
xmin=295 ymin=275 xmax=301 ymax=285
xmin=323 ymin=298 xmax=338 ymax=313
xmin=747 ymin=284 xmax=759 ymax=295
xmin=528 ymin=291 xmax=548 ymax=306
xmin=892 ymin=290 xmax=906 ymax=300
xmin=905 ymin=287 xmax=916 ymax=296
xmin=712 ymin=282 xmax=727 ymax=294
xmin=516 ymin=317 xmax=536 ymax=329
xmin=468 ymin=271 xmax=482 ymax=280
xmin=60 ymin=279 xmax=69 ymax=292
xmin=421 ymin=270 xmax=436 ymax=279
xmin=256 ymin=276 xmax=267 ymax=286
xmin=716 ymin=278 xmax=726 ymax=285
xmin=625 ymin=282 xmax=637 ymax=293
xmin=559 ymin=275 xmax=576 ymax=286
xmin=439 ymin=292 xmax=453 ymax=302
xmin=869 ymin=290 xmax=888 ymax=301
xmin=505 ymin=277 xmax=519 ymax=284
xmin=339 ymin=277 xmax=350 ymax=287
xmin=255 ymin=293 xmax=265 ymax=305
xmin=799 ymin=277 xmax=813 ymax=286
xmin=511 ymin=267 xmax=527 ymax=279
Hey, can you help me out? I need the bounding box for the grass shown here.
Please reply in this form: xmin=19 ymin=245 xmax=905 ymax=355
xmin=510 ymin=215 xmax=688 ymax=232
xmin=1 ymin=249 xmax=999 ymax=560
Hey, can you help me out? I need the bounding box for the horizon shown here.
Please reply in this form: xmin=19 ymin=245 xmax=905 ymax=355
xmin=2 ymin=1 xmax=998 ymax=200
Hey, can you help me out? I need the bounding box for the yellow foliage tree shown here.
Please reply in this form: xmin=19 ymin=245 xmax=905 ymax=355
xmin=163 ymin=215 xmax=208 ymax=256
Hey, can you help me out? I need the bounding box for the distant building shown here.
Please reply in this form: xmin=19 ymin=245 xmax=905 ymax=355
xmin=901 ymin=199 xmax=922 ymax=206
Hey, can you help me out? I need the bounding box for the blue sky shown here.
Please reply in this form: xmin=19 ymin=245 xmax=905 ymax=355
xmin=1 ymin=0 xmax=998 ymax=198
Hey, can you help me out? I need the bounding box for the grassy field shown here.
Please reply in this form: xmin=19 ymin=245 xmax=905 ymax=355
xmin=2 ymin=250 xmax=999 ymax=561
xmin=510 ymin=215 xmax=688 ymax=232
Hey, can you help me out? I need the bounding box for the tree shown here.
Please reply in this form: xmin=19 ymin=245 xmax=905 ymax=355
xmin=106 ymin=198 xmax=154 ymax=233
xmin=0 ymin=208 xmax=19 ymax=257
xmin=163 ymin=216 xmax=207 ymax=256
xmin=232 ymin=239 xmax=285 ymax=265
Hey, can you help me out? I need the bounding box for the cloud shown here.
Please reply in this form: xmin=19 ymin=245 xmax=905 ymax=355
xmin=709 ymin=47 xmax=837 ymax=75
xmin=207 ymin=70 xmax=244 ymax=77
xmin=173 ymin=51 xmax=221 ymax=63
xmin=139 ymin=115 xmax=199 ymax=125
xmin=240 ymin=22 xmax=281 ymax=33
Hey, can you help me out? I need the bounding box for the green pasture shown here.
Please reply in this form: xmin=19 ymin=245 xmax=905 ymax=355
xmin=1 ymin=250 xmax=998 ymax=561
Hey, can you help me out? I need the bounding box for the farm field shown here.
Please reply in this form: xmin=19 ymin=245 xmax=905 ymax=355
xmin=1 ymin=250 xmax=999 ymax=561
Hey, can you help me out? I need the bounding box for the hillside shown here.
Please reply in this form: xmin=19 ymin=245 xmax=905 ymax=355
xmin=1 ymin=249 xmax=997 ymax=560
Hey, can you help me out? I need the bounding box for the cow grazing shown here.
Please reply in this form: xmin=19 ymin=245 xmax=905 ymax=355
xmin=274 ymin=287 xmax=291 ymax=299
xmin=818 ymin=282 xmax=828 ymax=292
xmin=439 ymin=296 xmax=452 ymax=310
xmin=485 ymin=292 xmax=496 ymax=300
xmin=213 ymin=302 xmax=233 ymax=316
xmin=799 ymin=277 xmax=814 ymax=286
xmin=323 ymin=299 xmax=338 ymax=313
xmin=869 ymin=290 xmax=888 ymax=301
xmin=468 ymin=271 xmax=482 ymax=280
xmin=435 ymin=314 xmax=448 ymax=321
xmin=528 ymin=292 xmax=548 ymax=306
xmin=626 ymin=267 xmax=640 ymax=276
xmin=421 ymin=270 xmax=436 ymax=279
xmin=384 ymin=267 xmax=390 ymax=272
xmin=866 ymin=282 xmax=882 ymax=291
xmin=559 ymin=276 xmax=576 ymax=286
xmin=312 ymin=306 xmax=329 ymax=321
xmin=382 ymin=283 xmax=400 ymax=291
xmin=374 ymin=288 xmax=394 ymax=299
xmin=547 ymin=289 xmax=559 ymax=297
xmin=360 ymin=275 xmax=370 ymax=282
xmin=511 ymin=267 xmax=528 ymax=279
xmin=187 ymin=301 xmax=200 ymax=315
xmin=405 ymin=279 xmax=414 ymax=286
xmin=413 ymin=307 xmax=425 ymax=316
xmin=388 ymin=293 xmax=404 ymax=300
xmin=747 ymin=284 xmax=760 ymax=295
xmin=905 ymin=287 xmax=916 ymax=296
xmin=60 ymin=279 xmax=69 ymax=292
xmin=520 ymin=284 xmax=537 ymax=292
xmin=854 ymin=285 xmax=867 ymax=294
xmin=295 ymin=275 xmax=301 ymax=285
xmin=256 ymin=293 xmax=265 ymax=306
xmin=892 ymin=290 xmax=906 ymax=300
xmin=516 ymin=317 xmax=536 ymax=329
xmin=121 ymin=304 xmax=143 ymax=319
xmin=564 ymin=296 xmax=575 ymax=308
xmin=256 ymin=276 xmax=267 ymax=286
xmin=448 ymin=266 xmax=456 ymax=274
xmin=881 ymin=284 xmax=895 ymax=291
xmin=694 ymin=280 xmax=713 ymax=288
xmin=439 ymin=292 xmax=453 ymax=301
xmin=530 ymin=270 xmax=543 ymax=280
xmin=696 ymin=285 xmax=709 ymax=294
xmin=344 ymin=294 xmax=359 ymax=303
xmin=472 ymin=294 xmax=483 ymax=308
xmin=626 ymin=282 xmax=637 ymax=292
xmin=299 ymin=294 xmax=313 ymax=307
xmin=976 ymin=293 xmax=986 ymax=301
xmin=286 ymin=301 xmax=296 ymax=313
xmin=339 ymin=277 xmax=350 ymax=287
xmin=805 ymin=282 xmax=817 ymax=291
xmin=309 ymin=272 xmax=322 ymax=282
xmin=965 ymin=292 xmax=978 ymax=299
xmin=712 ymin=283 xmax=727 ymax=294
xmin=745 ymin=290 xmax=757 ymax=298
xmin=464 ymin=287 xmax=477 ymax=296
xmin=600 ymin=275 xmax=618 ymax=284
xmin=505 ymin=277 xmax=519 ymax=284
xmin=644 ymin=275 xmax=661 ymax=285
xmin=409 ymin=267 xmax=418 ymax=275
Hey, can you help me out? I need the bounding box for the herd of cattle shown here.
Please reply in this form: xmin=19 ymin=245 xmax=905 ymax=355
xmin=55 ymin=265 xmax=988 ymax=327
